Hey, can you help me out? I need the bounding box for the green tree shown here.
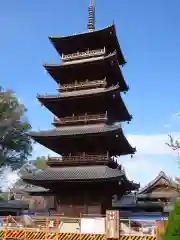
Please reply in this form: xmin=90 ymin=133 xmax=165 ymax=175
xmin=0 ymin=87 xmax=32 ymax=169
xmin=34 ymin=156 xmax=48 ymax=170
xmin=163 ymin=200 xmax=180 ymax=240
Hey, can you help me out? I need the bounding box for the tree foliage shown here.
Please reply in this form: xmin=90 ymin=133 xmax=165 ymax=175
xmin=34 ymin=156 xmax=48 ymax=170
xmin=0 ymin=87 xmax=32 ymax=169
xmin=19 ymin=156 xmax=48 ymax=177
xmin=163 ymin=200 xmax=180 ymax=240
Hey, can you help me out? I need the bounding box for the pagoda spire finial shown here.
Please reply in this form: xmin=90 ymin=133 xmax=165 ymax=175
xmin=88 ymin=0 xmax=95 ymax=32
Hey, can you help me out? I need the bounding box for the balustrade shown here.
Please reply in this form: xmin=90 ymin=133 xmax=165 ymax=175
xmin=48 ymin=153 xmax=120 ymax=169
xmin=62 ymin=48 xmax=106 ymax=62
xmin=48 ymin=153 xmax=108 ymax=163
xmin=58 ymin=79 xmax=106 ymax=92
xmin=63 ymin=154 xmax=109 ymax=162
xmin=53 ymin=112 xmax=108 ymax=125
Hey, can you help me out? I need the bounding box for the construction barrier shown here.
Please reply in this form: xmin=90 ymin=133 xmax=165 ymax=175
xmin=0 ymin=230 xmax=157 ymax=240
xmin=119 ymin=237 xmax=156 ymax=240
xmin=0 ymin=216 xmax=161 ymax=240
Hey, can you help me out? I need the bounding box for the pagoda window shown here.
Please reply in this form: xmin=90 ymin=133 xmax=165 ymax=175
xmin=62 ymin=47 xmax=106 ymax=63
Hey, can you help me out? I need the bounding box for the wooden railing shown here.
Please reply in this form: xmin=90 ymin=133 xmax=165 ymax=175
xmin=62 ymin=48 xmax=106 ymax=62
xmin=53 ymin=112 xmax=108 ymax=126
xmin=47 ymin=154 xmax=120 ymax=168
xmin=64 ymin=154 xmax=109 ymax=162
xmin=48 ymin=154 xmax=109 ymax=163
xmin=58 ymin=79 xmax=106 ymax=92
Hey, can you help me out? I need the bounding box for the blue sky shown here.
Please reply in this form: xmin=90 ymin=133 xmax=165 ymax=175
xmin=0 ymin=0 xmax=180 ymax=186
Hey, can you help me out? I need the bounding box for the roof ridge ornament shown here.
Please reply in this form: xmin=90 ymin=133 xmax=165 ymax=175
xmin=159 ymin=170 xmax=166 ymax=176
xmin=88 ymin=0 xmax=95 ymax=32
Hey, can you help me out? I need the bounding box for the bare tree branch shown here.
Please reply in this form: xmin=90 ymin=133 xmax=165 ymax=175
xmin=166 ymin=134 xmax=180 ymax=151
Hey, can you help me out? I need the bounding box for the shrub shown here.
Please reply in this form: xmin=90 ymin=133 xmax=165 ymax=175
xmin=163 ymin=200 xmax=180 ymax=240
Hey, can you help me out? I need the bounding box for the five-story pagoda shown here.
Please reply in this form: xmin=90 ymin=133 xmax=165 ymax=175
xmin=22 ymin=0 xmax=139 ymax=217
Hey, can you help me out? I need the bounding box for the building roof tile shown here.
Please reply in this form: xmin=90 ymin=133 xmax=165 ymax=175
xmin=30 ymin=123 xmax=122 ymax=137
xmin=22 ymin=165 xmax=124 ymax=182
xmin=37 ymin=84 xmax=120 ymax=100
xmin=48 ymin=25 xmax=126 ymax=65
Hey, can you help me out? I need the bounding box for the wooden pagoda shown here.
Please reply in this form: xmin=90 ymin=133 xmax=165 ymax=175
xmin=22 ymin=0 xmax=139 ymax=217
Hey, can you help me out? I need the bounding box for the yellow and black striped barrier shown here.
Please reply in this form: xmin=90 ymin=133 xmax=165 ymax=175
xmin=25 ymin=230 xmax=57 ymax=240
xmin=119 ymin=236 xmax=156 ymax=240
xmin=4 ymin=229 xmax=25 ymax=239
xmin=60 ymin=233 xmax=105 ymax=240
xmin=0 ymin=229 xmax=157 ymax=240
xmin=0 ymin=230 xmax=4 ymax=238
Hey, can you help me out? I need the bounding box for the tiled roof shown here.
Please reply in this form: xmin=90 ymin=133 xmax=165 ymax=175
xmin=44 ymin=51 xmax=117 ymax=70
xmin=112 ymin=194 xmax=136 ymax=207
xmin=29 ymin=123 xmax=135 ymax=156
xmin=37 ymin=85 xmax=120 ymax=100
xmin=43 ymin=51 xmax=128 ymax=92
xmin=22 ymin=165 xmax=124 ymax=182
xmin=137 ymin=191 xmax=179 ymax=199
xmin=12 ymin=185 xmax=49 ymax=193
xmin=138 ymin=171 xmax=178 ymax=194
xmin=48 ymin=24 xmax=115 ymax=41
xmin=12 ymin=177 xmax=49 ymax=193
xmin=30 ymin=123 xmax=122 ymax=137
xmin=112 ymin=197 xmax=163 ymax=209
xmin=24 ymin=186 xmax=49 ymax=193
xmin=48 ymin=24 xmax=126 ymax=65
xmin=0 ymin=200 xmax=28 ymax=209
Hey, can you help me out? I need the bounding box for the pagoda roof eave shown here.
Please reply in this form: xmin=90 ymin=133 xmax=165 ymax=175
xmin=43 ymin=52 xmax=128 ymax=91
xmin=48 ymin=24 xmax=126 ymax=65
xmin=22 ymin=177 xmax=123 ymax=186
xmin=22 ymin=166 xmax=125 ymax=184
xmin=37 ymin=89 xmax=132 ymax=122
xmin=43 ymin=51 xmax=117 ymax=70
xmin=48 ymin=25 xmax=115 ymax=43
xmin=37 ymin=86 xmax=132 ymax=121
xmin=21 ymin=186 xmax=49 ymax=194
xmin=30 ymin=123 xmax=123 ymax=138
xmin=123 ymin=175 xmax=140 ymax=191
xmin=29 ymin=124 xmax=136 ymax=156
xmin=37 ymin=84 xmax=120 ymax=100
xmin=44 ymin=51 xmax=117 ymax=69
